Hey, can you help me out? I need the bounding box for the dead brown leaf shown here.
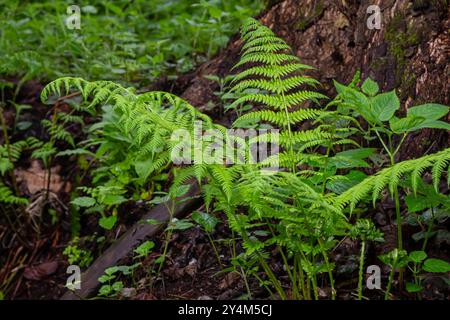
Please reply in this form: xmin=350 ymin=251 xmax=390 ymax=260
xmin=15 ymin=160 xmax=71 ymax=195
xmin=219 ymin=271 xmax=240 ymax=290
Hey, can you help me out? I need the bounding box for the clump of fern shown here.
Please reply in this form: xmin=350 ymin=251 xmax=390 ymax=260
xmin=37 ymin=19 xmax=450 ymax=301
xmin=41 ymin=77 xmax=222 ymax=229
xmin=197 ymin=18 xmax=361 ymax=300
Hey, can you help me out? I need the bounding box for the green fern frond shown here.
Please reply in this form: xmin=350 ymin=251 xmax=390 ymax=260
xmin=0 ymin=182 xmax=28 ymax=205
xmin=337 ymin=148 xmax=450 ymax=211
xmin=230 ymin=76 xmax=319 ymax=94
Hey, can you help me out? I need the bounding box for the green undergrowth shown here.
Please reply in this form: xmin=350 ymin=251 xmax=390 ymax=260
xmin=0 ymin=0 xmax=263 ymax=87
xmin=1 ymin=16 xmax=449 ymax=300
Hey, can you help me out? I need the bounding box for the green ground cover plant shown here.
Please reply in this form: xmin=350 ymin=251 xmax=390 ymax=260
xmin=1 ymin=10 xmax=449 ymax=300
xmin=0 ymin=0 xmax=263 ymax=87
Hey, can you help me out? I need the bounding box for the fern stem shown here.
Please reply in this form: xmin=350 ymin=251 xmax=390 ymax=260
xmin=421 ymin=208 xmax=434 ymax=252
xmin=295 ymin=254 xmax=308 ymax=299
xmin=267 ymin=221 xmax=300 ymax=299
xmin=206 ymin=233 xmax=223 ymax=270
xmin=318 ymin=238 xmax=336 ymax=300
xmin=321 ymin=144 xmax=332 ymax=194
xmin=357 ymin=240 xmax=366 ymax=300
xmin=240 ymin=221 xmax=286 ymax=299
xmin=239 ymin=266 xmax=253 ymax=300
xmin=0 ymin=106 xmax=20 ymax=196
xmin=257 ymin=251 xmax=287 ymax=299
xmin=393 ymin=188 xmax=403 ymax=251
xmin=378 ymin=129 xmax=405 ymax=288
xmin=278 ymin=77 xmax=295 ymax=173
xmin=384 ymin=265 xmax=395 ymax=300
xmin=311 ymin=272 xmax=319 ymax=300
xmin=393 ymin=133 xmax=407 ymax=157
xmin=45 ymin=103 xmax=59 ymax=201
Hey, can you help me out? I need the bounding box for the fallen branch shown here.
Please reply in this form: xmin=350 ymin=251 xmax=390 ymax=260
xmin=60 ymin=182 xmax=201 ymax=300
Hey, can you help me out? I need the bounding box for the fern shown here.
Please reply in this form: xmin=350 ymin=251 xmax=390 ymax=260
xmin=0 ymin=137 xmax=43 ymax=175
xmin=41 ymin=77 xmax=225 ymax=198
xmin=228 ymin=18 xmax=358 ymax=173
xmin=0 ymin=182 xmax=28 ymax=205
xmin=336 ymin=148 xmax=450 ymax=211
xmin=230 ymin=18 xmax=326 ymax=134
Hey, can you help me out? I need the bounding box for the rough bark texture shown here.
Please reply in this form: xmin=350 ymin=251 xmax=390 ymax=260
xmin=180 ymin=0 xmax=449 ymax=159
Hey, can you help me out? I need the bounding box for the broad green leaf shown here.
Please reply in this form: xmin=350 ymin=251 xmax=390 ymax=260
xmin=134 ymin=160 xmax=153 ymax=181
xmin=334 ymin=80 xmax=377 ymax=123
xmin=71 ymin=196 xmax=96 ymax=207
xmin=99 ymin=215 xmax=117 ymax=230
xmin=349 ymin=90 xmax=377 ymax=123
xmin=405 ymin=195 xmax=429 ymax=213
xmin=409 ymin=120 xmax=450 ymax=131
xmin=134 ymin=240 xmax=155 ymax=257
xmin=192 ymin=211 xmax=219 ymax=233
xmin=389 ymin=115 xmax=425 ymax=134
xmin=82 ymin=5 xmax=98 ymax=14
xmin=105 ymin=266 xmax=119 ymax=275
xmin=408 ymin=250 xmax=427 ymax=263
xmin=56 ymin=148 xmax=95 ymax=157
xmin=407 ymin=103 xmax=449 ymax=120
xmin=371 ymin=90 xmax=400 ymax=121
xmin=17 ymin=121 xmax=32 ymax=131
xmin=98 ymin=275 xmax=113 ymax=283
xmin=412 ymin=230 xmax=437 ymax=242
xmin=167 ymin=218 xmax=194 ymax=231
xmin=102 ymin=194 xmax=127 ymax=206
xmin=112 ymin=281 xmax=123 ymax=292
xmin=98 ymin=285 xmax=112 ymax=296
xmin=208 ymin=6 xmax=222 ymax=19
xmin=145 ymin=218 xmax=161 ymax=225
xmin=169 ymin=185 xmax=190 ymax=199
xmin=335 ymin=148 xmax=375 ymax=159
xmin=326 ymin=170 xmax=367 ymax=194
xmin=406 ymin=282 xmax=422 ymax=293
xmin=361 ymin=77 xmax=379 ymax=96
xmin=423 ymin=258 xmax=450 ymax=273
xmin=329 ymin=148 xmax=375 ymax=169
xmin=117 ymin=263 xmax=140 ymax=275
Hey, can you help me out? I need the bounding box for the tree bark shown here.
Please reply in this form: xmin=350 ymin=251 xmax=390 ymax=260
xmin=180 ymin=0 xmax=449 ymax=159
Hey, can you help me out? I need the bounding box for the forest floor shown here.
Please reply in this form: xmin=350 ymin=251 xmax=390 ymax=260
xmin=1 ymin=0 xmax=449 ymax=301
xmin=2 ymin=79 xmax=448 ymax=301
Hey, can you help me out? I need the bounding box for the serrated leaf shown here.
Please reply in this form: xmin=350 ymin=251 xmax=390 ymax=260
xmin=134 ymin=240 xmax=155 ymax=257
xmin=410 ymin=120 xmax=450 ymax=131
xmin=361 ymin=77 xmax=379 ymax=96
xmin=407 ymin=103 xmax=449 ymax=120
xmin=389 ymin=115 xmax=425 ymax=134
xmin=408 ymin=250 xmax=427 ymax=263
xmin=405 ymin=195 xmax=429 ymax=213
xmin=192 ymin=211 xmax=219 ymax=233
xmin=371 ymin=90 xmax=400 ymax=121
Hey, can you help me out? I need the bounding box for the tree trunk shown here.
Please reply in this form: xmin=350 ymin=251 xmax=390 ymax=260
xmin=180 ymin=0 xmax=449 ymax=159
